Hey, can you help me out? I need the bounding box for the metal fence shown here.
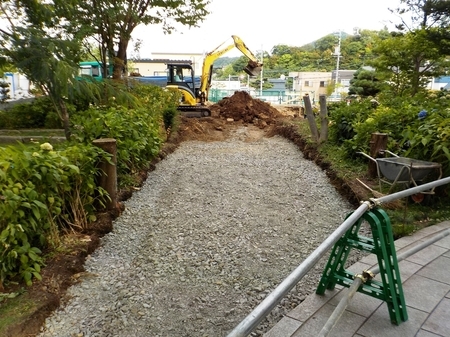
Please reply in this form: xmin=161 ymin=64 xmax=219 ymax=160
xmin=209 ymin=89 xmax=297 ymax=105
xmin=227 ymin=176 xmax=450 ymax=337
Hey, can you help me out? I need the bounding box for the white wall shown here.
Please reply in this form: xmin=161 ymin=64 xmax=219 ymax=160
xmin=2 ymin=73 xmax=34 ymax=100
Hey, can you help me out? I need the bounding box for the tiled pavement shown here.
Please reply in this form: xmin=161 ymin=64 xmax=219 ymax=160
xmin=264 ymin=221 xmax=450 ymax=337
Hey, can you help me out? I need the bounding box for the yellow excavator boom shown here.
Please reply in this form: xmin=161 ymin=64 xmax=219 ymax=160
xmin=199 ymin=35 xmax=263 ymax=104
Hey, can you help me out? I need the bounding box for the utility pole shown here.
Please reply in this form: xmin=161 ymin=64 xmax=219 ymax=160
xmin=334 ymin=30 xmax=342 ymax=96
xmin=260 ymin=45 xmax=263 ymax=98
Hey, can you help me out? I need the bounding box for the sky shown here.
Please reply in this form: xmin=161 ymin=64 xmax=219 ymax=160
xmin=130 ymin=0 xmax=401 ymax=59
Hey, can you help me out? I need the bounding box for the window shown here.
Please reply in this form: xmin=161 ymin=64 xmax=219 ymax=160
xmin=304 ymin=80 xmax=312 ymax=87
xmin=91 ymin=66 xmax=100 ymax=77
xmin=320 ymin=81 xmax=325 ymax=87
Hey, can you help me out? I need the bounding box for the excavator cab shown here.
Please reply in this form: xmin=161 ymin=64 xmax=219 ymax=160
xmin=164 ymin=35 xmax=262 ymax=117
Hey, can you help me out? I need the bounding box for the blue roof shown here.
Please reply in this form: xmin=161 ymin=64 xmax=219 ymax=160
xmin=434 ymin=76 xmax=450 ymax=83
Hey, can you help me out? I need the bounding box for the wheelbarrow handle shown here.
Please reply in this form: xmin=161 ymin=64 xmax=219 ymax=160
xmin=382 ymin=150 xmax=399 ymax=157
xmin=356 ymin=151 xmax=377 ymax=163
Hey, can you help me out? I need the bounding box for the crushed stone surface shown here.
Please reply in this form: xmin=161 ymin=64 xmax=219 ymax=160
xmin=38 ymin=126 xmax=363 ymax=337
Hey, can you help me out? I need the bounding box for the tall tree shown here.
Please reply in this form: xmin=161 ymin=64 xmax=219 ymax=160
xmin=370 ymin=30 xmax=450 ymax=96
xmin=0 ymin=1 xmax=97 ymax=139
xmin=390 ymin=0 xmax=450 ymax=55
xmin=73 ymin=0 xmax=211 ymax=79
xmin=390 ymin=0 xmax=450 ymax=31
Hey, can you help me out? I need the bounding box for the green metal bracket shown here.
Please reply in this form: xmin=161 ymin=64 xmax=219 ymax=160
xmin=316 ymin=208 xmax=408 ymax=325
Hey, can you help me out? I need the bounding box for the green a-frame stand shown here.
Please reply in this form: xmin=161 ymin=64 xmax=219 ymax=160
xmin=316 ymin=208 xmax=408 ymax=325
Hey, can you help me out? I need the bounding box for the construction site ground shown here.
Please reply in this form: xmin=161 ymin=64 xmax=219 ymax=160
xmin=0 ymin=91 xmax=372 ymax=337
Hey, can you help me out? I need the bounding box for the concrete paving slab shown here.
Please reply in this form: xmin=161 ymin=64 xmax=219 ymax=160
xmin=421 ymin=297 xmax=450 ymax=336
xmin=416 ymin=255 xmax=450 ymax=285
xmin=291 ymin=303 xmax=366 ymax=337
xmin=397 ymin=259 xmax=422 ymax=281
xmin=263 ymin=222 xmax=450 ymax=337
xmin=434 ymin=234 xmax=450 ymax=249
xmin=356 ymin=305 xmax=428 ymax=337
xmin=264 ymin=316 xmax=302 ymax=337
xmin=415 ymin=329 xmax=443 ymax=337
xmin=360 ymin=254 xmax=378 ymax=266
xmin=405 ymin=244 xmax=448 ymax=265
xmin=286 ymin=287 xmax=341 ymax=322
xmin=345 ymin=261 xmax=372 ymax=274
xmin=402 ymin=274 xmax=450 ymax=312
xmin=329 ymin=290 xmax=383 ymax=317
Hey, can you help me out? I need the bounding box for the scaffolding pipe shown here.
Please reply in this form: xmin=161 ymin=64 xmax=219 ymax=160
xmin=371 ymin=176 xmax=450 ymax=205
xmin=319 ymin=227 xmax=450 ymax=337
xmin=226 ymin=201 xmax=372 ymax=337
xmin=228 ymin=176 xmax=450 ymax=337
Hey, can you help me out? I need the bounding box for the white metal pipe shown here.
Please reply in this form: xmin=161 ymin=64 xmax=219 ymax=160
xmin=373 ymin=176 xmax=450 ymax=206
xmin=319 ymin=277 xmax=362 ymax=337
xmin=226 ymin=201 xmax=372 ymax=337
xmin=228 ymin=176 xmax=450 ymax=337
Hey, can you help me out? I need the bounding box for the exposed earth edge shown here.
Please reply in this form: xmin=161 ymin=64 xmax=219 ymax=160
xmin=0 ymin=113 xmax=370 ymax=337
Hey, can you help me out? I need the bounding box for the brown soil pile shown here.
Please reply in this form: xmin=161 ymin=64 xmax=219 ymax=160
xmin=210 ymin=91 xmax=281 ymax=128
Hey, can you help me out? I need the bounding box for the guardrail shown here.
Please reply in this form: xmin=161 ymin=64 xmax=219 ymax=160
xmin=227 ymin=176 xmax=450 ymax=337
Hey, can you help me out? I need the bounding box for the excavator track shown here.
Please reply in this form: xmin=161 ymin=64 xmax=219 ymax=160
xmin=177 ymin=105 xmax=211 ymax=117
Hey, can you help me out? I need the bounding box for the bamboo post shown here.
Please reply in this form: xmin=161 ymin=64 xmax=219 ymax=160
xmin=93 ymin=138 xmax=117 ymax=210
xmin=368 ymin=133 xmax=388 ymax=178
xmin=303 ymin=94 xmax=319 ymax=142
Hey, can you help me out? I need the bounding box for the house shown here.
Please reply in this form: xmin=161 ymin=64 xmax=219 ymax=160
xmin=131 ymin=52 xmax=204 ymax=76
xmin=429 ymin=76 xmax=450 ymax=90
xmin=288 ymin=71 xmax=332 ymax=103
xmin=331 ymin=69 xmax=357 ymax=98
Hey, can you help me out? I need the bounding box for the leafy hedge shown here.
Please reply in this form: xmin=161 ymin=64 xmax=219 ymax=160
xmin=70 ymin=85 xmax=179 ymax=184
xmin=0 ymin=97 xmax=62 ymax=129
xmin=328 ymin=93 xmax=450 ymax=178
xmin=1 ymin=84 xmax=179 ymax=286
xmin=0 ymin=142 xmax=108 ymax=286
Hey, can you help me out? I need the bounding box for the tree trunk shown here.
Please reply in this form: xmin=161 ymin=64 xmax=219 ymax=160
xmin=113 ymin=39 xmax=128 ymax=79
xmin=318 ymin=94 xmax=328 ymax=143
xmin=303 ymin=94 xmax=319 ymax=142
xmin=368 ymin=133 xmax=388 ymax=178
xmin=58 ymin=100 xmax=71 ymax=141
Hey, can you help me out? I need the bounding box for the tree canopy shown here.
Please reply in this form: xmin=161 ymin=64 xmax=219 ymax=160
xmin=72 ymin=0 xmax=211 ymax=78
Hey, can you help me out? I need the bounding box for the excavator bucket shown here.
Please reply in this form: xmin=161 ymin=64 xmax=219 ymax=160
xmin=243 ymin=60 xmax=263 ymax=77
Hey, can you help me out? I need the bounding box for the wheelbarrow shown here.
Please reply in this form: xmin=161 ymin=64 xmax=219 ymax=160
xmin=358 ymin=150 xmax=442 ymax=199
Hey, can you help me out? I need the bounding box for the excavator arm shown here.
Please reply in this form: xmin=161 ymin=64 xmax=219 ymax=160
xmin=199 ymin=35 xmax=263 ymax=104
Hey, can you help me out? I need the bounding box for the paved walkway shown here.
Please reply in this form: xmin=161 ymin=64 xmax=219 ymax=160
xmin=264 ymin=221 xmax=450 ymax=337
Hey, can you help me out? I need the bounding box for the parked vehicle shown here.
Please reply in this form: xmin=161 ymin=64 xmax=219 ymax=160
xmin=79 ymin=35 xmax=262 ymax=116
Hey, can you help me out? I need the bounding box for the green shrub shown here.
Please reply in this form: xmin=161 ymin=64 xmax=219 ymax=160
xmin=0 ymin=110 xmax=12 ymax=128
xmin=71 ymin=105 xmax=162 ymax=178
xmin=328 ymin=96 xmax=445 ymax=158
xmin=347 ymin=104 xmax=418 ymax=155
xmin=2 ymin=97 xmax=57 ymax=129
xmin=0 ymin=142 xmax=109 ymax=286
xmin=403 ymin=108 xmax=450 ymax=177
xmin=70 ymin=85 xmax=179 ymax=185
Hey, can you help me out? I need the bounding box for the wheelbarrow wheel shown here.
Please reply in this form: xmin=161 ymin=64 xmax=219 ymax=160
xmin=410 ymin=193 xmax=425 ymax=203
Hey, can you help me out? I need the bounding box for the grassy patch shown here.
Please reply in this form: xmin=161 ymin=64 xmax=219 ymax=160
xmin=0 ymin=292 xmax=36 ymax=333
xmin=319 ymin=142 xmax=368 ymax=180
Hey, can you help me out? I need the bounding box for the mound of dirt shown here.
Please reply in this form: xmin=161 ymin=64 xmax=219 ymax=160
xmin=210 ymin=91 xmax=281 ymax=128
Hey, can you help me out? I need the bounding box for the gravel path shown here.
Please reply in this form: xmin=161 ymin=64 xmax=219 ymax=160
xmin=39 ymin=126 xmax=360 ymax=337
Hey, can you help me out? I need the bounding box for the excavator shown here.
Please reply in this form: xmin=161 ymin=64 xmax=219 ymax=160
xmin=165 ymin=35 xmax=263 ymax=116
